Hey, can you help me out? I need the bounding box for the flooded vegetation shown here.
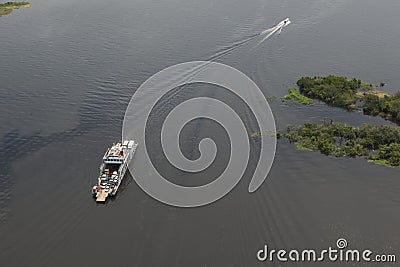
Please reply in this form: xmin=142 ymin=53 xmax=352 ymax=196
xmin=281 ymin=87 xmax=313 ymax=105
xmin=297 ymin=75 xmax=363 ymax=110
xmin=281 ymin=122 xmax=400 ymax=167
xmin=281 ymin=75 xmax=400 ymax=168
xmin=362 ymin=90 xmax=400 ymax=123
xmin=296 ymin=75 xmax=400 ymax=124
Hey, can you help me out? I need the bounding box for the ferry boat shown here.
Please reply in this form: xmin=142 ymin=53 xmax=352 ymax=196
xmin=92 ymin=140 xmax=137 ymax=202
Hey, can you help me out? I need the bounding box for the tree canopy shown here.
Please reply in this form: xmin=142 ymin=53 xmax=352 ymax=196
xmin=281 ymin=122 xmax=400 ymax=167
xmin=296 ymin=75 xmax=400 ymax=124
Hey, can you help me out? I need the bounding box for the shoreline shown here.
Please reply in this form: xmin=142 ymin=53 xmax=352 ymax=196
xmin=0 ymin=2 xmax=31 ymax=17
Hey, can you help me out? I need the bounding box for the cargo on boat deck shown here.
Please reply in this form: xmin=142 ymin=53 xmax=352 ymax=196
xmin=92 ymin=140 xmax=137 ymax=202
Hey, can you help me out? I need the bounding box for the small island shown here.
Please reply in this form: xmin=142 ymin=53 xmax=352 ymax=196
xmin=0 ymin=1 xmax=30 ymax=17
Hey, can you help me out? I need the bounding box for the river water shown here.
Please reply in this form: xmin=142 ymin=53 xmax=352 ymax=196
xmin=1 ymin=0 xmax=399 ymax=266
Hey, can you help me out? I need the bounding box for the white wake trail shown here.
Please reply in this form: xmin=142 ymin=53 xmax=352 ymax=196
xmin=157 ymin=19 xmax=291 ymax=99
xmin=257 ymin=25 xmax=282 ymax=45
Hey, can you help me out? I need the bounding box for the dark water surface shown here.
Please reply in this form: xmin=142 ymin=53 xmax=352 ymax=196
xmin=1 ymin=0 xmax=399 ymax=266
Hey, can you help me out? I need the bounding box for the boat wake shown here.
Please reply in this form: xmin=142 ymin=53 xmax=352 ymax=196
xmin=205 ymin=18 xmax=292 ymax=63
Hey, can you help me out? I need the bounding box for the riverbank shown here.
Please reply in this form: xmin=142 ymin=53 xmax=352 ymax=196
xmin=0 ymin=2 xmax=30 ymax=17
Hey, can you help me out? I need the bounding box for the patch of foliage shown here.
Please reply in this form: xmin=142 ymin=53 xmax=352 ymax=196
xmin=0 ymin=2 xmax=29 ymax=7
xmin=0 ymin=7 xmax=13 ymax=16
xmin=296 ymin=75 xmax=361 ymax=110
xmin=0 ymin=1 xmax=29 ymax=17
xmin=296 ymin=75 xmax=400 ymax=124
xmin=362 ymin=93 xmax=400 ymax=123
xmin=281 ymin=122 xmax=400 ymax=167
xmin=282 ymin=87 xmax=313 ymax=105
